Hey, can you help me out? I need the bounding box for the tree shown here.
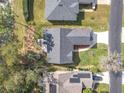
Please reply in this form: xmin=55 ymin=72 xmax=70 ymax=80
xmin=109 ymin=0 xmax=123 ymax=93
xmin=0 ymin=3 xmax=47 ymax=93
xmin=100 ymin=53 xmax=122 ymax=73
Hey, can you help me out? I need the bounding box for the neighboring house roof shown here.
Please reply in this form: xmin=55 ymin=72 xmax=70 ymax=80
xmin=43 ymin=28 xmax=94 ymax=64
xmin=45 ymin=0 xmax=79 ymax=21
xmin=45 ymin=71 xmax=93 ymax=93
xmin=45 ymin=0 xmax=97 ymax=21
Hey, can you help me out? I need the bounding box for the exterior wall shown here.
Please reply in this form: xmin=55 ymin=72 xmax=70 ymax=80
xmin=74 ymin=45 xmax=90 ymax=50
xmin=79 ymin=0 xmax=96 ymax=4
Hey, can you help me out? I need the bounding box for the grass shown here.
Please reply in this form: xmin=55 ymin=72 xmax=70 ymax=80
xmin=93 ymin=84 xmax=124 ymax=93
xmin=74 ymin=44 xmax=124 ymax=72
xmin=82 ymin=5 xmax=110 ymax=31
xmin=11 ymin=0 xmax=27 ymax=53
xmin=94 ymin=84 xmax=109 ymax=93
xmin=74 ymin=44 xmax=108 ymax=72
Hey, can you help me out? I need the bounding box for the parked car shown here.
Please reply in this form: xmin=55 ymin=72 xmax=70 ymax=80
xmin=93 ymin=75 xmax=103 ymax=81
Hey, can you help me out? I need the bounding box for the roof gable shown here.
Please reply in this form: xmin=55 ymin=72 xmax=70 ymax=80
xmin=45 ymin=0 xmax=79 ymax=21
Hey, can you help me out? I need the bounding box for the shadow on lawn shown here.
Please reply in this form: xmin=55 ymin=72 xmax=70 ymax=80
xmin=49 ymin=12 xmax=84 ymax=26
xmin=73 ymin=52 xmax=81 ymax=66
xmin=92 ymin=83 xmax=109 ymax=93
xmin=29 ymin=0 xmax=34 ymax=21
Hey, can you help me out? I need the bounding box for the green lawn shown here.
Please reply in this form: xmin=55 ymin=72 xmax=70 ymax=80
xmin=83 ymin=84 xmax=124 ymax=93
xmin=74 ymin=44 xmax=124 ymax=72
xmin=94 ymin=84 xmax=109 ymax=93
xmin=74 ymin=44 xmax=108 ymax=72
xmin=93 ymin=84 xmax=124 ymax=93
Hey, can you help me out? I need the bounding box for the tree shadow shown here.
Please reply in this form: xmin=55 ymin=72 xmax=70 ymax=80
xmin=73 ymin=52 xmax=81 ymax=66
xmin=49 ymin=12 xmax=84 ymax=26
xmin=79 ymin=4 xmax=92 ymax=10
xmin=29 ymin=0 xmax=34 ymax=21
xmin=91 ymin=43 xmax=97 ymax=49
xmin=23 ymin=0 xmax=34 ymax=22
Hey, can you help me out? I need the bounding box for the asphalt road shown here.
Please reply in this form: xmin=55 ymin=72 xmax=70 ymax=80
xmin=109 ymin=0 xmax=123 ymax=93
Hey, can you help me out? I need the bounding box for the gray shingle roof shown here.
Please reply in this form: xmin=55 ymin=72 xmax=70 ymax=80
xmin=45 ymin=0 xmax=79 ymax=21
xmin=46 ymin=71 xmax=93 ymax=93
xmin=44 ymin=28 xmax=93 ymax=64
xmin=45 ymin=0 xmax=97 ymax=21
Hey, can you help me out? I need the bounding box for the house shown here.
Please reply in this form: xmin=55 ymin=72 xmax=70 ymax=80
xmin=42 ymin=28 xmax=95 ymax=64
xmin=45 ymin=0 xmax=97 ymax=21
xmin=44 ymin=71 xmax=94 ymax=93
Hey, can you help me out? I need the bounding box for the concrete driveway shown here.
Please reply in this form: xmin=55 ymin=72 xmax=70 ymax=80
xmin=97 ymin=0 xmax=124 ymax=5
xmin=97 ymin=0 xmax=111 ymax=5
xmin=94 ymin=28 xmax=124 ymax=45
xmin=95 ymin=71 xmax=124 ymax=84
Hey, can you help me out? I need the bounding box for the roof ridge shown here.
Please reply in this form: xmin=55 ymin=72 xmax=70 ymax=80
xmin=46 ymin=0 xmax=61 ymax=18
xmin=47 ymin=0 xmax=77 ymax=20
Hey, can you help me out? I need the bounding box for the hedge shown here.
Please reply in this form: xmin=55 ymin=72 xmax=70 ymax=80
xmin=23 ymin=0 xmax=34 ymax=22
